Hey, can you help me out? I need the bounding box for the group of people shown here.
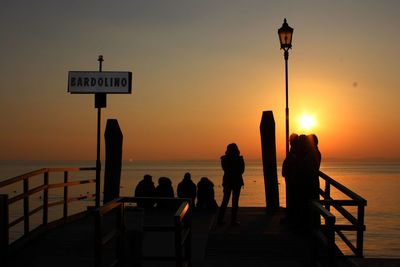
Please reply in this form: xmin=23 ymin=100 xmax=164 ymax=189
xmin=133 ymin=137 xmax=321 ymax=229
xmin=134 ymin=172 xmax=218 ymax=210
xmin=282 ymin=133 xmax=321 ymax=228
xmin=133 ymin=143 xmax=246 ymax=227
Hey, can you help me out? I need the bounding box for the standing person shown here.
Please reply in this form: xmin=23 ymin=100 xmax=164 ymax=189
xmin=306 ymin=134 xmax=322 ymax=228
xmin=217 ymin=143 xmax=245 ymax=226
xmin=296 ymin=134 xmax=311 ymax=227
xmin=297 ymin=134 xmax=322 ymax=229
xmin=282 ymin=133 xmax=299 ymax=223
xmin=177 ymin=172 xmax=197 ymax=205
xmin=307 ymin=134 xmax=321 ymax=200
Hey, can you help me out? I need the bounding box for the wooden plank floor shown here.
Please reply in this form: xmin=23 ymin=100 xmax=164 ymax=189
xmin=204 ymin=207 xmax=315 ymax=266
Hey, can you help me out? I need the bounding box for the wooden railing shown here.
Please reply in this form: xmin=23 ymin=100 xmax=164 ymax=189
xmin=312 ymin=200 xmax=336 ymax=260
xmin=318 ymin=171 xmax=367 ymax=257
xmin=93 ymin=199 xmax=125 ymax=267
xmin=93 ymin=197 xmax=192 ymax=267
xmin=0 ymin=166 xmax=96 ymax=260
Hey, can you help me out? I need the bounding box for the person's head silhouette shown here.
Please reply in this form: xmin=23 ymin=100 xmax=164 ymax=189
xmin=143 ymin=174 xmax=152 ymax=182
xmin=226 ymin=143 xmax=240 ymax=156
xmin=183 ymin=172 xmax=191 ymax=181
xmin=289 ymin=133 xmax=299 ymax=151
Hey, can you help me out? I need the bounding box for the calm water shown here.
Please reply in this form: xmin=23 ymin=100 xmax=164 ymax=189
xmin=0 ymin=159 xmax=399 ymax=258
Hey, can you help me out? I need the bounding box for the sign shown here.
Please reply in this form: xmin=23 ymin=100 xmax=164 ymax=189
xmin=68 ymin=71 xmax=132 ymax=94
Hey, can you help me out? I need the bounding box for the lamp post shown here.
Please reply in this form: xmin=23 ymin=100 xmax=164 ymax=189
xmin=278 ymin=18 xmax=294 ymax=156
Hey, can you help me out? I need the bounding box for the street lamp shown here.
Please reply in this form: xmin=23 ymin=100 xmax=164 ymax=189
xmin=278 ymin=18 xmax=294 ymax=156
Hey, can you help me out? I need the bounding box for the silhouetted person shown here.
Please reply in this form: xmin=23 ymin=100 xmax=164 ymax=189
xmin=155 ymin=177 xmax=174 ymax=209
xmin=177 ymin=172 xmax=197 ymax=205
xmin=134 ymin=174 xmax=156 ymax=209
xmin=296 ymin=134 xmax=322 ymax=229
xmin=196 ymin=177 xmax=218 ymax=211
xmin=306 ymin=134 xmax=322 ymax=228
xmin=217 ymin=143 xmax=245 ymax=226
xmin=282 ymin=133 xmax=299 ymax=223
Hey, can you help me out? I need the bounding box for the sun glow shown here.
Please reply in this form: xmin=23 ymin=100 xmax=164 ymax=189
xmin=299 ymin=114 xmax=316 ymax=133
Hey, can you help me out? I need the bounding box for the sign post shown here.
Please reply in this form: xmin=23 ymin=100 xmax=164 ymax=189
xmin=95 ymin=55 xmax=104 ymax=208
xmin=68 ymin=55 xmax=132 ymax=207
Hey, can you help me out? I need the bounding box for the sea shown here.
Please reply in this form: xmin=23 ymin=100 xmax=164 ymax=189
xmin=0 ymin=159 xmax=399 ymax=258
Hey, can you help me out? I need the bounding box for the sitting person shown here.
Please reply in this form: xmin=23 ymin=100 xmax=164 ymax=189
xmin=155 ymin=177 xmax=174 ymax=209
xmin=134 ymin=174 xmax=156 ymax=209
xmin=196 ymin=177 xmax=218 ymax=211
xmin=177 ymin=172 xmax=197 ymax=206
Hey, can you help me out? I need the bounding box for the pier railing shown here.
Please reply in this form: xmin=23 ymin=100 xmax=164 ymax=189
xmin=0 ymin=166 xmax=96 ymax=259
xmin=93 ymin=197 xmax=192 ymax=267
xmin=311 ymin=200 xmax=336 ymax=261
xmin=318 ymin=171 xmax=367 ymax=257
xmin=93 ymin=199 xmax=125 ymax=267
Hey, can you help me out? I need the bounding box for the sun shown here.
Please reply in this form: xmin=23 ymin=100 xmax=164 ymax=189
xmin=299 ymin=114 xmax=316 ymax=133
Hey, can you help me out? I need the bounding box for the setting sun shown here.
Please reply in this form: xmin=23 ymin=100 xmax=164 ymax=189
xmin=299 ymin=114 xmax=316 ymax=132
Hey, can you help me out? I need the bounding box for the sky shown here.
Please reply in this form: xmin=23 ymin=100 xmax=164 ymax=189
xmin=0 ymin=0 xmax=399 ymax=161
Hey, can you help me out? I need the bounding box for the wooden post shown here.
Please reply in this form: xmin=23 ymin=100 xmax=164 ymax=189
xmin=23 ymin=179 xmax=29 ymax=235
xmin=325 ymin=181 xmax=331 ymax=212
xmin=116 ymin=203 xmax=125 ymax=266
xmin=326 ymin=216 xmax=336 ymax=265
xmin=103 ymin=119 xmax=123 ymax=204
xmin=43 ymin=172 xmax=49 ymax=226
xmin=63 ymin=171 xmax=68 ymax=219
xmin=0 ymin=195 xmax=9 ymax=263
xmin=356 ymin=204 xmax=365 ymax=257
xmin=174 ymin=216 xmax=183 ymax=267
xmin=185 ymin=205 xmax=192 ymax=267
xmin=94 ymin=212 xmax=103 ymax=267
xmin=260 ymin=111 xmax=280 ymax=210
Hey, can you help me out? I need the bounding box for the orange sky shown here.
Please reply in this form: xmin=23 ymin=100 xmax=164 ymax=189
xmin=0 ymin=1 xmax=399 ymax=161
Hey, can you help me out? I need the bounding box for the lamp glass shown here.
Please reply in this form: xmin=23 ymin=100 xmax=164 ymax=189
xmin=278 ymin=19 xmax=293 ymax=49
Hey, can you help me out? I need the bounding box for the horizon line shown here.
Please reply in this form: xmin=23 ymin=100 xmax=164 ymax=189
xmin=0 ymin=157 xmax=399 ymax=163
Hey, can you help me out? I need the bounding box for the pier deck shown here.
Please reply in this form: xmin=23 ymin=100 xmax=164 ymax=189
xmin=5 ymin=207 xmax=389 ymax=267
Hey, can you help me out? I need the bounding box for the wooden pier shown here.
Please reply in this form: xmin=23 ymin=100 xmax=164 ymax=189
xmin=3 ymin=166 xmax=398 ymax=267
xmin=3 ymin=206 xmax=354 ymax=267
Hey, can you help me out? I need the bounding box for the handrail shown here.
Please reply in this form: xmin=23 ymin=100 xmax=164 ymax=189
xmin=0 ymin=169 xmax=47 ymax=187
xmin=174 ymin=200 xmax=191 ymax=266
xmin=93 ymin=199 xmax=125 ymax=267
xmin=319 ymin=171 xmax=367 ymax=204
xmin=0 ymin=167 xmax=96 ymax=187
xmin=175 ymin=201 xmax=190 ymax=221
xmin=0 ymin=166 xmax=97 ymax=261
xmin=91 ymin=197 xmax=192 ymax=267
xmin=318 ymin=170 xmax=367 ymax=257
xmin=122 ymin=197 xmax=191 ymax=267
xmin=312 ymin=201 xmax=335 ymax=225
xmin=312 ymin=201 xmax=336 ymax=261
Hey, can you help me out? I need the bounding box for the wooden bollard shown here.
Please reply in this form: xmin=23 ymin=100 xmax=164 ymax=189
xmin=260 ymin=111 xmax=280 ymax=210
xmin=103 ymin=119 xmax=123 ymax=204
